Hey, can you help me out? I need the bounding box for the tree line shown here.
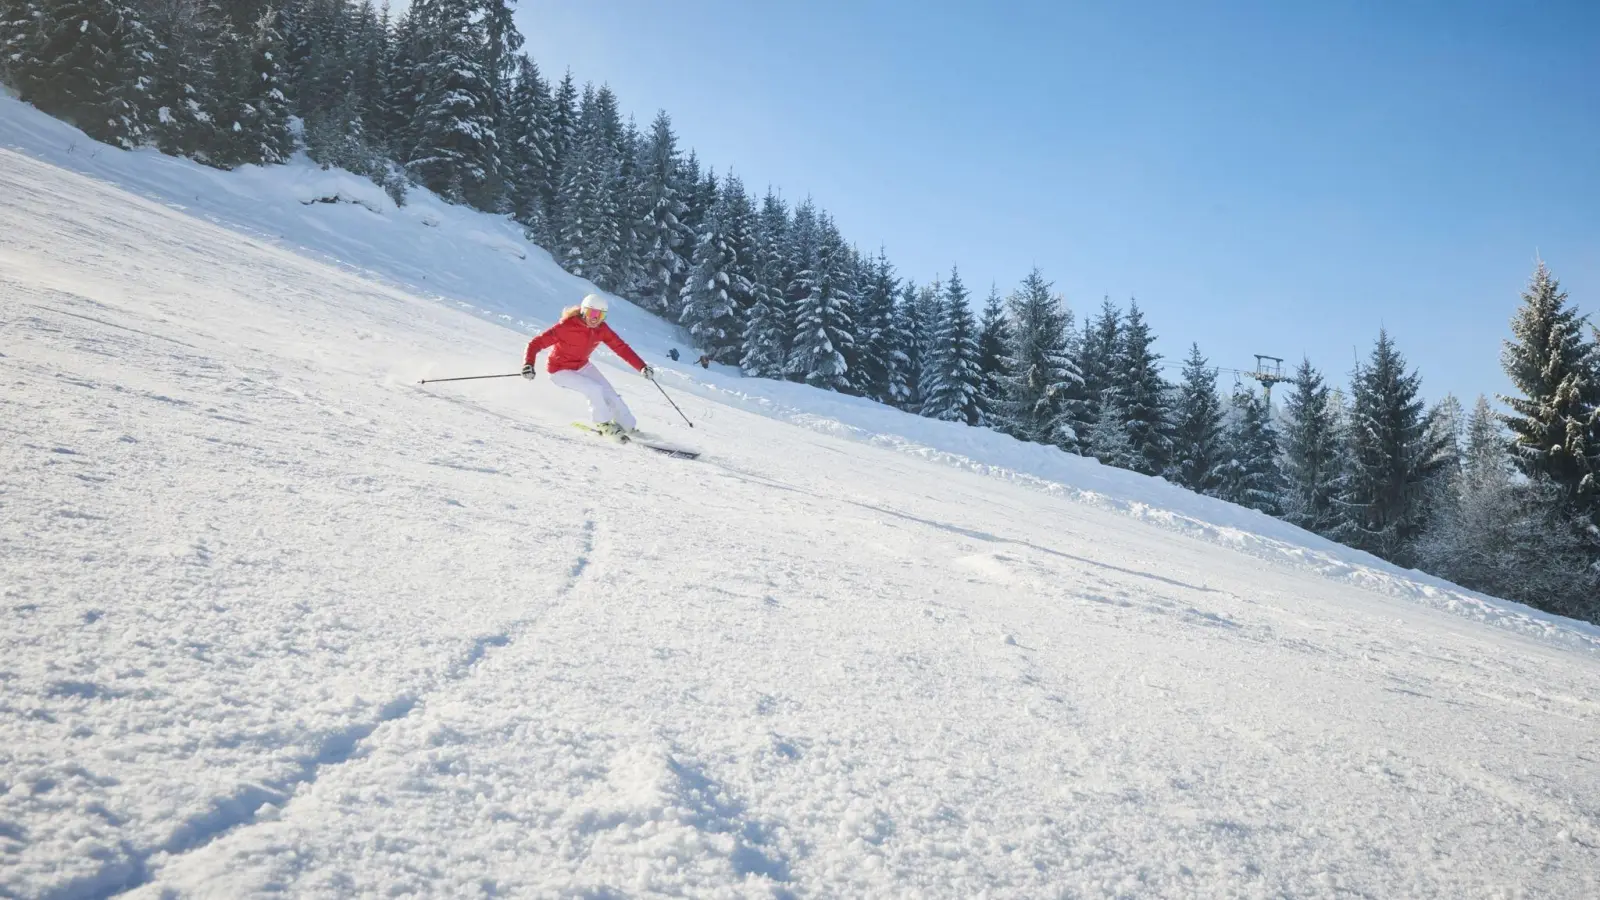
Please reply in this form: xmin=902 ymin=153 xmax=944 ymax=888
xmin=3 ymin=0 xmax=1596 ymax=621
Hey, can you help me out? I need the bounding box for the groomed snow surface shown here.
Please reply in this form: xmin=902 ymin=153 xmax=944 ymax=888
xmin=3 ymin=98 xmax=1599 ymax=898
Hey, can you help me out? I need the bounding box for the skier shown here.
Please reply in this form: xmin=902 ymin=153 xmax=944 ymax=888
xmin=522 ymin=294 xmax=654 ymax=436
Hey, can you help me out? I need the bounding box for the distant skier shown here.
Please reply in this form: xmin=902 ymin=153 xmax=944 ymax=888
xmin=522 ymin=294 xmax=654 ymax=436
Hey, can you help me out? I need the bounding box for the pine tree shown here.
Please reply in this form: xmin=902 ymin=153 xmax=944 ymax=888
xmin=1170 ymin=343 xmax=1226 ymax=496
xmin=407 ymin=0 xmax=502 ymax=209
xmin=1499 ymin=260 xmax=1600 ymax=516
xmin=631 ymin=111 xmax=690 ymax=314
xmin=912 ymin=277 xmax=946 ymax=406
xmin=545 ymin=67 xmax=577 ymax=209
xmin=12 ymin=0 xmax=152 ymax=148
xmin=740 ymin=189 xmax=790 ymax=378
xmin=678 ymin=150 xmax=714 ymax=239
xmin=992 ymin=267 xmax=1080 ymax=448
xmin=788 ymin=213 xmax=856 ymax=391
xmin=1281 ymin=359 xmax=1345 ymax=535
xmin=610 ymin=116 xmax=646 ymax=294
xmin=889 ymin=280 xmax=924 ymax=410
xmin=1424 ymin=393 xmax=1467 ymax=526
xmin=781 ymin=199 xmax=820 ymax=380
xmin=476 ymin=0 xmax=522 ymax=99
xmin=1335 ymin=330 xmax=1453 ymax=565
xmin=679 ymin=194 xmax=742 ymax=364
xmin=1 ymin=1 xmax=44 ymax=88
xmin=502 ymin=54 xmax=553 ymax=233
xmin=1416 ymin=396 xmax=1600 ymax=623
xmin=146 ymin=0 xmax=233 ymax=159
xmin=1217 ymin=388 xmax=1284 ymax=515
xmin=834 ymin=242 xmax=865 ymax=392
xmin=719 ymin=172 xmax=757 ymax=313
xmin=1075 ymin=298 xmax=1121 ymax=440
xmin=1087 ymin=390 xmax=1138 ymax=469
xmin=549 ymin=83 xmax=624 ymax=287
xmin=1117 ymin=300 xmax=1171 ymax=476
xmin=920 ymin=267 xmax=983 ymax=424
xmin=851 ymin=249 xmax=902 ymax=403
xmin=347 ymin=1 xmax=388 ymax=141
xmin=377 ymin=3 xmax=426 ymax=159
xmin=209 ymin=7 xmax=293 ymax=168
xmin=975 ymin=284 xmax=1012 ymax=427
xmin=574 ymin=86 xmax=622 ymax=288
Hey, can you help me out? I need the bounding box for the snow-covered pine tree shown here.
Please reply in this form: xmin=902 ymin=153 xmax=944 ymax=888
xmin=1416 ymin=396 xmax=1600 ymax=623
xmin=678 ymin=192 xmax=742 ymax=364
xmin=912 ymin=277 xmax=944 ymax=405
xmin=0 ymin=0 xmax=42 ymax=87
xmin=476 ymin=0 xmax=522 ymax=98
xmin=577 ymin=91 xmax=624 ymax=292
xmin=143 ymin=0 xmax=230 ymax=159
xmin=1075 ymin=297 xmax=1121 ymax=441
xmin=1499 ymin=260 xmax=1600 ymax=517
xmin=1334 ymin=329 xmax=1453 ymax=565
xmin=740 ymin=189 xmax=790 ymax=378
xmin=1217 ymin=388 xmax=1284 ymax=515
xmin=718 ymin=172 xmax=757 ymax=312
xmin=787 ymin=213 xmax=856 ymax=391
xmin=209 ymin=7 xmax=293 ymax=168
xmin=501 ymin=54 xmax=552 ymax=234
xmin=668 ymin=160 xmax=715 ymax=307
xmin=549 ymin=83 xmax=623 ymax=288
xmin=975 ymin=284 xmax=1011 ymax=427
xmin=835 ymin=242 xmax=865 ymax=391
xmin=6 ymin=0 xmax=151 ymax=148
xmin=992 ymin=267 xmax=1080 ymax=448
xmin=375 ymin=3 xmax=426 ymax=159
xmin=677 ymin=149 xmax=708 ymax=236
xmin=1117 ymin=300 xmax=1172 ymax=476
xmin=1087 ymin=390 xmax=1138 ymax=470
xmin=279 ymin=0 xmax=338 ymax=109
xmin=1170 ymin=343 xmax=1226 ymax=496
xmin=544 ymin=68 xmax=576 ymax=207
xmin=610 ymin=116 xmax=647 ymax=294
xmin=781 ymin=199 xmax=820 ymax=380
xmin=630 ymin=111 xmax=691 ymax=315
xmin=1280 ymin=359 xmax=1345 ymax=536
xmin=920 ymin=267 xmax=983 ymax=424
xmin=1424 ymin=393 xmax=1466 ymax=525
xmin=346 ymin=1 xmax=389 ymax=140
xmin=850 ymin=249 xmax=901 ymax=403
xmin=890 ymin=280 xmax=924 ymax=410
xmin=406 ymin=0 xmax=503 ymax=210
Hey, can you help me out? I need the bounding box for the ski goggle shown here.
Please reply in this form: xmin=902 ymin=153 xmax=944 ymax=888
xmin=581 ymin=307 xmax=606 ymax=325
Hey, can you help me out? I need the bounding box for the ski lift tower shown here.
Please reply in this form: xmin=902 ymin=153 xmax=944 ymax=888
xmin=1245 ymin=355 xmax=1291 ymax=403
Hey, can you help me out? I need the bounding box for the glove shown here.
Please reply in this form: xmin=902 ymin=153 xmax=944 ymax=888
xmin=521 ymin=364 xmax=537 ymax=380
xmin=640 ymin=365 xmax=656 ymax=380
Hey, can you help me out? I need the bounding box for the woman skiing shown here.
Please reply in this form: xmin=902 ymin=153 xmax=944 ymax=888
xmin=523 ymin=294 xmax=654 ymax=436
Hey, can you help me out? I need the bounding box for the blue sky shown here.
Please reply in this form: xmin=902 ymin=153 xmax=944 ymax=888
xmin=500 ymin=0 xmax=1595 ymax=406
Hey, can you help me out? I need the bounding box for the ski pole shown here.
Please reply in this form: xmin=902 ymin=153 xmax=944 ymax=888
xmin=651 ymin=376 xmax=695 ymax=428
xmin=417 ymin=372 xmax=523 ymax=385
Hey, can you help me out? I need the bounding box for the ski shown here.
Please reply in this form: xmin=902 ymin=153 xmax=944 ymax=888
xmin=571 ymin=423 xmax=700 ymax=460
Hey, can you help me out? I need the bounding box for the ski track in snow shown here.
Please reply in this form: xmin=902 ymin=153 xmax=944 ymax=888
xmin=2 ymin=100 xmax=1599 ymax=899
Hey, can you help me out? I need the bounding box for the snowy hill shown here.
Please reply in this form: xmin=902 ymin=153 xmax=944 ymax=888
xmin=3 ymin=97 xmax=1599 ymax=898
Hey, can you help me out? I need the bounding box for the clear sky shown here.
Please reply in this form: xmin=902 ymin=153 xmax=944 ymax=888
xmin=487 ymin=0 xmax=1596 ymax=406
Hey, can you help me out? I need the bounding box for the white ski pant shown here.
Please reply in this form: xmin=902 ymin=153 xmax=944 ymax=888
xmin=549 ymin=364 xmax=636 ymax=430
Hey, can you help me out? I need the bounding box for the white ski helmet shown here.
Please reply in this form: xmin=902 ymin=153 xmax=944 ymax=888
xmin=580 ymin=293 xmax=609 ymax=314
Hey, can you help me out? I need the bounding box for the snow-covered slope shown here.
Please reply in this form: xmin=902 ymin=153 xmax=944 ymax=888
xmin=4 ymin=97 xmax=1588 ymax=655
xmin=3 ymin=99 xmax=1599 ymax=898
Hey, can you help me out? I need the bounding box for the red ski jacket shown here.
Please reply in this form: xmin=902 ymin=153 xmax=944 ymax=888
xmin=525 ymin=307 xmax=647 ymax=374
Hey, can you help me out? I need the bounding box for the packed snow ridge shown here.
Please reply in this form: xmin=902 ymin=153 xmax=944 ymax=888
xmin=2 ymin=96 xmax=1598 ymax=898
